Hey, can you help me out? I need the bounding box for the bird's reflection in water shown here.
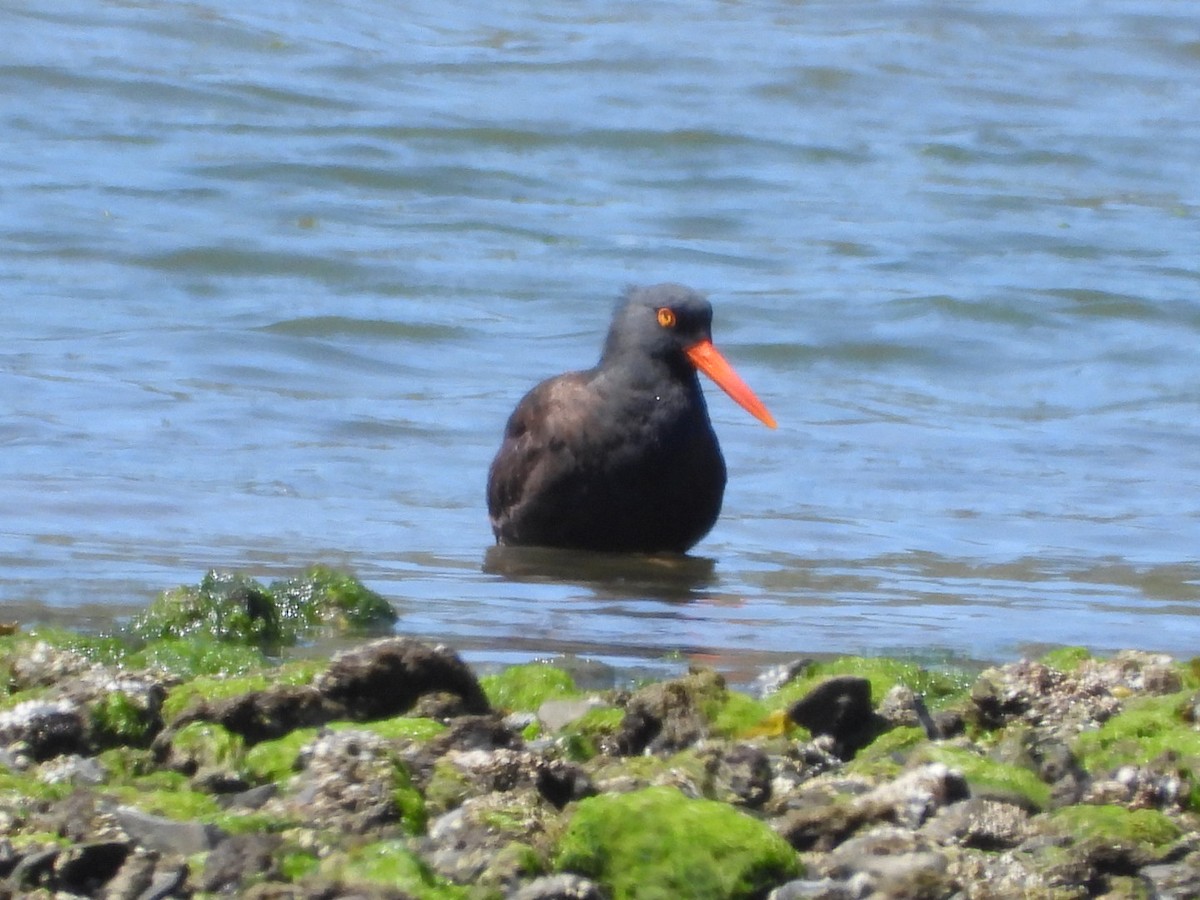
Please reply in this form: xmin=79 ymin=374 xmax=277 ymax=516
xmin=482 ymin=545 xmax=717 ymax=602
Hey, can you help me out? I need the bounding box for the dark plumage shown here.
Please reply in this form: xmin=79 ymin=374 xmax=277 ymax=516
xmin=487 ymin=283 xmax=775 ymax=553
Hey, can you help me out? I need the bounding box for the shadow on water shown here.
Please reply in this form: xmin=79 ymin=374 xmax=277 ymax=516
xmin=482 ymin=545 xmax=717 ymax=602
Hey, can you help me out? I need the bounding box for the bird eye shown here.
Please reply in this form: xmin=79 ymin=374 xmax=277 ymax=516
xmin=656 ymin=307 xmax=676 ymax=328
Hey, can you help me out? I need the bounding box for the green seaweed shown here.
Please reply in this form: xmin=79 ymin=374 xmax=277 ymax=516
xmin=560 ymin=706 xmax=625 ymax=761
xmin=128 ymin=567 xmax=395 ymax=649
xmin=1072 ymin=693 xmax=1200 ymax=809
xmin=767 ymin=656 xmax=970 ymax=714
xmin=555 ymin=785 xmax=801 ymax=899
xmin=270 ymin=564 xmax=397 ymax=633
xmin=1041 ymin=804 xmax=1182 ymax=849
xmin=244 ymin=728 xmax=320 ymax=785
xmin=330 ymin=715 xmax=447 ymax=744
xmin=921 ymin=745 xmax=1051 ymax=809
xmin=161 ymin=660 xmax=322 ymax=722
xmin=1039 ymin=646 xmax=1092 ymax=673
xmin=127 ymin=638 xmax=269 ymax=678
xmin=847 ymin=725 xmax=929 ymax=779
xmin=170 ymin=721 xmax=246 ymax=773
xmin=319 ymin=838 xmax=469 ymax=898
xmin=90 ymin=690 xmax=160 ymax=747
xmin=481 ymin=663 xmax=580 ymax=712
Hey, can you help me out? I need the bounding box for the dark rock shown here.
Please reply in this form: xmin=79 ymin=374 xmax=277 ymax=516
xmin=38 ymin=787 xmax=100 ymax=842
xmin=427 ymin=714 xmax=521 ymax=756
xmin=192 ymin=768 xmax=252 ymax=794
xmin=192 ymin=685 xmax=337 ymax=745
xmin=778 ymin=763 xmax=968 ymax=852
xmin=701 ymin=743 xmax=773 ymax=808
xmin=409 ymin=690 xmax=477 ymax=720
xmin=215 ymin=782 xmax=278 ymax=810
xmin=53 ymin=840 xmax=130 ymax=894
xmin=1142 ymin=849 xmax=1200 ymax=899
xmin=787 ymin=676 xmax=881 ymax=756
xmin=98 ymin=846 xmax=159 ymax=900
xmin=611 ymin=669 xmax=724 ymax=755
xmin=6 ymin=845 xmax=59 ymax=891
xmin=279 ymin=729 xmax=415 ymax=835
xmin=423 ymin=790 xmax=553 ymax=890
xmin=610 ymin=703 xmax=662 ymax=755
xmin=112 ymin=805 xmax=226 ymax=854
xmin=920 ymin=798 xmax=1031 ymax=850
xmin=535 ymin=758 xmax=596 ymax=809
xmin=776 ymin=800 xmax=868 ymax=852
xmin=927 ymin=709 xmax=964 ymax=739
xmin=0 ymin=699 xmax=87 ymax=760
xmin=135 ymin=861 xmax=188 ymax=900
xmin=511 ymin=873 xmax=605 ymax=900
xmin=0 ymin=840 xmax=16 ymax=878
xmin=1031 ymin=738 xmax=1088 ymax=807
xmin=315 ymin=637 xmax=490 ymax=721
xmin=200 ymin=833 xmax=282 ymax=892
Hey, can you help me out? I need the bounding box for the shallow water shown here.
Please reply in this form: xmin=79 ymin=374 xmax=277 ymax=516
xmin=3 ymin=0 xmax=1198 ymax=683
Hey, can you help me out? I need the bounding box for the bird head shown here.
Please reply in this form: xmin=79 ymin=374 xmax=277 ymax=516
xmin=603 ymin=284 xmax=777 ymax=428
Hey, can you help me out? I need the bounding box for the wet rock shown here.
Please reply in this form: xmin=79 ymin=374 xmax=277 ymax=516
xmin=0 ymin=698 xmax=87 ymax=761
xmin=1083 ymin=763 xmax=1188 ymax=810
xmin=100 ymin=846 xmax=172 ymax=900
xmin=424 ymin=789 xmax=553 ymax=890
xmin=215 ymin=782 xmax=278 ymax=810
xmin=275 ymin=729 xmax=423 ymax=835
xmin=920 ymin=797 xmax=1031 ymax=850
xmin=1142 ymin=847 xmax=1200 ymax=899
xmin=53 ymin=840 xmax=130 ymax=895
xmin=36 ymin=752 xmax=108 ymax=786
xmin=787 ymin=676 xmax=882 ymax=757
xmin=6 ymin=845 xmax=59 ymax=892
xmin=778 ymin=763 xmax=969 ymax=851
xmin=511 ymin=872 xmax=605 ymax=900
xmin=876 ymin=685 xmax=934 ymax=732
xmin=315 ymin=637 xmax=490 ymax=721
xmin=0 ymin=839 xmax=16 ymax=878
xmin=817 ymin=827 xmax=951 ymax=899
xmin=37 ymin=787 xmax=102 ymax=842
xmin=535 ymin=758 xmax=596 ymax=809
xmin=7 ymin=641 xmax=94 ymax=690
xmin=112 ymin=805 xmax=225 ymax=854
xmin=754 ymin=658 xmax=814 ymax=698
xmin=611 ymin=668 xmax=725 ymax=755
xmin=966 ymin=654 xmax=1172 ymax=740
xmin=426 ymin=713 xmax=521 ymax=755
xmin=768 ymin=876 xmax=866 ymax=899
xmin=200 ymin=833 xmax=283 ymax=892
xmin=700 ymin=742 xmax=773 ymax=808
xmin=537 ymin=697 xmax=606 ymax=732
xmin=180 ymin=684 xmax=336 ymax=745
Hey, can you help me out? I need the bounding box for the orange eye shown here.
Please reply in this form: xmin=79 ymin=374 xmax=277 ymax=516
xmin=656 ymin=307 xmax=676 ymax=328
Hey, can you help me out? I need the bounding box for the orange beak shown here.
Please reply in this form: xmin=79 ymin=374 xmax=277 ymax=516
xmin=685 ymin=339 xmax=777 ymax=429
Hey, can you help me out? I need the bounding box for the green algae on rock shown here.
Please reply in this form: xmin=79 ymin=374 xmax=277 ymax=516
xmin=319 ymin=838 xmax=469 ymax=898
xmin=481 ymin=662 xmax=581 ymax=712
xmin=555 ymin=785 xmax=801 ymax=899
xmin=129 ymin=566 xmax=396 ymax=648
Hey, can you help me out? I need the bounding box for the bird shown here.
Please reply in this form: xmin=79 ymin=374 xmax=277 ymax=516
xmin=486 ymin=283 xmax=776 ymax=554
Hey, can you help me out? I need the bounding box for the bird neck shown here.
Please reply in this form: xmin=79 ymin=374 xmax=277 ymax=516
xmin=595 ymin=347 xmax=701 ymax=398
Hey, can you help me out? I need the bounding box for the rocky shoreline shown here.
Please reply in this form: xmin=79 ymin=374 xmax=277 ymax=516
xmin=1 ymin=569 xmax=1198 ymax=898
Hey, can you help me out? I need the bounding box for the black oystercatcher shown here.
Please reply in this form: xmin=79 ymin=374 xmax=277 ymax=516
xmin=486 ymin=284 xmax=776 ymax=554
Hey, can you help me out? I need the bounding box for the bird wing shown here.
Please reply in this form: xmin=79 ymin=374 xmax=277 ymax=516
xmin=486 ymin=372 xmax=597 ymax=534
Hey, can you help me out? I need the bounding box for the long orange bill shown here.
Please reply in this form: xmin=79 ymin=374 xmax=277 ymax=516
xmin=685 ymin=339 xmax=777 ymax=429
